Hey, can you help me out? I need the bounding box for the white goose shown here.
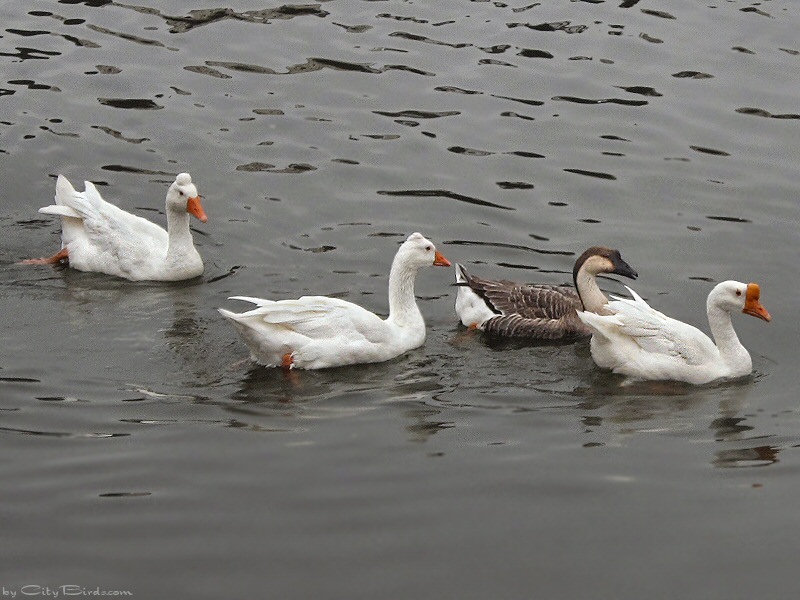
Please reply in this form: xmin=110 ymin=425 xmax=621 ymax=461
xmin=454 ymin=246 xmax=638 ymax=339
xmin=219 ymin=232 xmax=451 ymax=369
xmin=23 ymin=173 xmax=207 ymax=281
xmin=577 ymin=280 xmax=771 ymax=384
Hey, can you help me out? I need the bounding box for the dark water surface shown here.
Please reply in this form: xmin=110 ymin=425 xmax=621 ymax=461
xmin=2 ymin=1 xmax=799 ymax=598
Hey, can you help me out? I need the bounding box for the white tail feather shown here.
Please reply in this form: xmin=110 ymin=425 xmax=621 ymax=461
xmin=39 ymin=205 xmax=82 ymax=219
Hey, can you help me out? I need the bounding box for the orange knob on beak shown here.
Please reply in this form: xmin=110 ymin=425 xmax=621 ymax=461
xmin=743 ymin=283 xmax=771 ymax=322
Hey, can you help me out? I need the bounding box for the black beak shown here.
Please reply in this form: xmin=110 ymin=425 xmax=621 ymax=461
xmin=613 ymin=258 xmax=638 ymax=280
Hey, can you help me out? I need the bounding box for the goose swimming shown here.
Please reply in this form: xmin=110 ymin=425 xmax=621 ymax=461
xmin=219 ymin=233 xmax=451 ymax=369
xmin=454 ymin=246 xmax=638 ymax=339
xmin=23 ymin=173 xmax=207 ymax=281
xmin=577 ymin=280 xmax=771 ymax=384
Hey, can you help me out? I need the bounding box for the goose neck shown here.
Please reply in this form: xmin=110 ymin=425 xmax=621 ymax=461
xmin=707 ymin=301 xmax=748 ymax=364
xmin=166 ymin=207 xmax=194 ymax=253
xmin=574 ymin=267 xmax=609 ymax=314
xmin=387 ymin=257 xmax=422 ymax=327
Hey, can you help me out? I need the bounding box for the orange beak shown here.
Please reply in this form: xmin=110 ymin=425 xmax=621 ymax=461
xmin=186 ymin=196 xmax=208 ymax=223
xmin=743 ymin=283 xmax=771 ymax=322
xmin=433 ymin=250 xmax=451 ymax=267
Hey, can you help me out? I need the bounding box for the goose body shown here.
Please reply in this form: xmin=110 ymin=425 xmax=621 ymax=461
xmin=219 ymin=233 xmax=451 ymax=369
xmin=577 ymin=281 xmax=771 ymax=384
xmin=25 ymin=173 xmax=207 ymax=281
xmin=454 ymin=246 xmax=638 ymax=339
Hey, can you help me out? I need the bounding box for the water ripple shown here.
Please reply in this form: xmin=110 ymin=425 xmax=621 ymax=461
xmin=446 ymin=239 xmax=573 ymax=257
xmin=673 ymin=70 xmax=714 ymax=79
xmin=639 ymin=33 xmax=663 ymax=44
xmin=736 ymin=107 xmax=800 ymax=120
xmin=690 ymin=145 xmax=730 ymax=157
xmin=377 ymin=190 xmax=514 ymax=211
xmin=508 ymin=21 xmax=588 ymax=34
xmin=236 ymin=162 xmax=316 ymax=174
xmin=6 ymin=28 xmax=51 ymax=37
xmin=496 ymin=181 xmax=534 ymax=190
xmin=86 ymin=24 xmax=164 ymax=47
xmin=200 ymin=57 xmax=407 ymax=76
xmin=563 ymin=168 xmax=617 ymax=180
xmin=101 ymin=165 xmax=173 ymax=175
xmin=0 ymin=46 xmax=61 ymax=61
xmin=448 ymin=146 xmax=493 ymax=157
xmin=740 ymin=6 xmax=772 ymax=18
xmin=389 ymin=31 xmax=471 ymax=49
xmin=120 ymin=4 xmax=330 ymax=34
xmin=0 ymin=426 xmax=128 ymax=439
xmin=374 ymin=110 xmax=460 ymax=119
xmin=641 ymin=9 xmax=676 ymax=20
xmin=184 ymin=65 xmax=231 ymax=79
xmin=478 ymin=44 xmax=511 ymax=54
xmin=706 ymin=215 xmax=751 ymax=224
xmin=553 ymin=96 xmax=648 ymax=107
xmin=491 ymin=94 xmax=543 ymax=107
xmin=7 ymin=79 xmax=60 ymax=92
xmin=434 ymin=85 xmax=482 ymax=96
xmin=616 ymin=85 xmax=662 ymax=97
xmin=98 ymin=98 xmax=163 ymax=110
xmin=507 ymin=151 xmax=545 ymax=159
xmin=91 ymin=125 xmax=149 ymax=144
xmin=517 ymin=48 xmax=554 ymax=59
xmin=58 ymin=0 xmax=111 ymax=7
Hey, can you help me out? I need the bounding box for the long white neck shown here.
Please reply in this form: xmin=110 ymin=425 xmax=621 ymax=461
xmin=574 ymin=267 xmax=609 ymax=314
xmin=386 ymin=255 xmax=423 ymax=329
xmin=165 ymin=207 xmax=195 ymax=257
xmin=707 ymin=301 xmax=750 ymax=368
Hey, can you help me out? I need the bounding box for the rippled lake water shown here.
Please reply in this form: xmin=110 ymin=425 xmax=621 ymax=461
xmin=2 ymin=1 xmax=799 ymax=598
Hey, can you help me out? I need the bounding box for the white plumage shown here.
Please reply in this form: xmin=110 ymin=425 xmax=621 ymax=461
xmin=219 ymin=233 xmax=451 ymax=369
xmin=577 ymin=281 xmax=771 ymax=384
xmin=27 ymin=173 xmax=207 ymax=281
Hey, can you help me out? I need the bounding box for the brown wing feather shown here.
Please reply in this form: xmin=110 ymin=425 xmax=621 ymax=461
xmin=465 ymin=274 xmax=581 ymax=319
xmin=482 ymin=313 xmax=589 ymax=339
xmin=461 ymin=272 xmax=591 ymax=339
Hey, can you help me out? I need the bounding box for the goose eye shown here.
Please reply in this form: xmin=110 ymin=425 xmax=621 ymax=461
xmin=735 ymin=290 xmax=742 ymax=297
xmin=425 ymin=245 xmax=431 ymax=251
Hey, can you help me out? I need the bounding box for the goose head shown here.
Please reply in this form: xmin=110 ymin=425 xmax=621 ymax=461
xmin=398 ymin=232 xmax=451 ymax=270
xmin=573 ymin=246 xmax=638 ymax=282
xmin=167 ymin=173 xmax=207 ymax=223
xmin=710 ymin=280 xmax=771 ymax=322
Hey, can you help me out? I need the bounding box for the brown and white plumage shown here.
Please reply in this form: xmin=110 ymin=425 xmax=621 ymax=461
xmin=454 ymin=246 xmax=638 ymax=339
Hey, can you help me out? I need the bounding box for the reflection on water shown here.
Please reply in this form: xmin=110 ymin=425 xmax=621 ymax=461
xmin=2 ymin=0 xmax=799 ymax=597
xmin=573 ymin=373 xmax=787 ymax=470
xmin=713 ymin=445 xmax=780 ymax=469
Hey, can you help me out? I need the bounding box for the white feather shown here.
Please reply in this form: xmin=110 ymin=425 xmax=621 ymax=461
xmin=31 ymin=173 xmax=206 ymax=281
xmin=577 ymin=281 xmax=770 ymax=384
xmin=219 ymin=233 xmax=451 ymax=369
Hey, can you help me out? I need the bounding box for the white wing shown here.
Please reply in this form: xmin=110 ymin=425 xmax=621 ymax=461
xmin=604 ymin=286 xmax=718 ymax=365
xmin=228 ymin=295 xmax=392 ymax=345
xmin=41 ymin=176 xmax=166 ymax=242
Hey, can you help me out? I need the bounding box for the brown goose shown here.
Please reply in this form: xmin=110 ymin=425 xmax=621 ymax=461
xmin=454 ymin=246 xmax=638 ymax=339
